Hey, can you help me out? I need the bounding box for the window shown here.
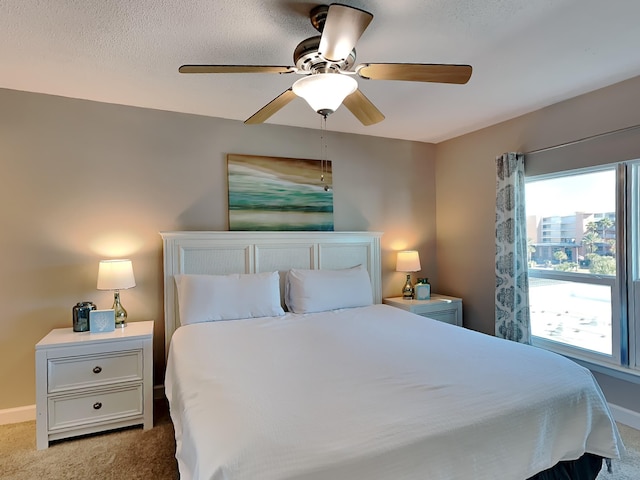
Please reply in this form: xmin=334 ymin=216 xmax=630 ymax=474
xmin=526 ymin=167 xmax=623 ymax=365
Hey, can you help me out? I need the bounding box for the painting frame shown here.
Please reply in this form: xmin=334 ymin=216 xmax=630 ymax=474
xmin=227 ymin=154 xmax=333 ymax=231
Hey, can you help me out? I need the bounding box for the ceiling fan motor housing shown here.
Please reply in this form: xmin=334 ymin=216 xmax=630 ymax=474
xmin=294 ymin=36 xmax=356 ymax=73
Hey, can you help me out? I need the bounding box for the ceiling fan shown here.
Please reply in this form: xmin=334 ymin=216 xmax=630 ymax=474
xmin=179 ymin=3 xmax=472 ymax=126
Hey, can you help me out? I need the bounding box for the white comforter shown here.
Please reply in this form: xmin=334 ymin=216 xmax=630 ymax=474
xmin=165 ymin=304 xmax=622 ymax=480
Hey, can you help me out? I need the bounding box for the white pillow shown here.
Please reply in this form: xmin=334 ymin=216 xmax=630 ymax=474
xmin=285 ymin=265 xmax=373 ymax=314
xmin=174 ymin=271 xmax=285 ymax=324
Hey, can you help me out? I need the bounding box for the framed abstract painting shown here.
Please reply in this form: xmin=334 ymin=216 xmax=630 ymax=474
xmin=227 ymin=154 xmax=333 ymax=231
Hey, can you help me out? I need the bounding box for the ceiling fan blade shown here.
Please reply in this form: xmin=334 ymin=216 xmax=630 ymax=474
xmin=357 ymin=63 xmax=472 ymax=84
xmin=319 ymin=4 xmax=373 ymax=62
xmin=342 ymin=89 xmax=385 ymax=126
xmin=179 ymin=65 xmax=295 ymax=74
xmin=244 ymin=89 xmax=297 ymax=125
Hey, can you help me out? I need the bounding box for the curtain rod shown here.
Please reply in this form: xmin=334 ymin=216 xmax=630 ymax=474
xmin=525 ymin=123 xmax=640 ymax=156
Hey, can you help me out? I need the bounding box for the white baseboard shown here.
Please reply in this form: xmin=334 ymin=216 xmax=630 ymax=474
xmin=0 ymin=404 xmax=35 ymax=425
xmin=609 ymin=403 xmax=640 ymax=430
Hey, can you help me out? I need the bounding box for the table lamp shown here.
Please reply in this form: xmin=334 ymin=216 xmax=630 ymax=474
xmin=396 ymin=250 xmax=421 ymax=299
xmin=97 ymin=259 xmax=136 ymax=328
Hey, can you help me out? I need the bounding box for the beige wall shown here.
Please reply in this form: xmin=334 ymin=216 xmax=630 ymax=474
xmin=0 ymin=88 xmax=436 ymax=409
xmin=435 ymin=75 xmax=640 ymax=412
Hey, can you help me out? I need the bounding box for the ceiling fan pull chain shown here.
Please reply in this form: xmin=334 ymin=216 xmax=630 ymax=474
xmin=321 ymin=114 xmax=331 ymax=191
xmin=320 ymin=114 xmax=326 ymax=184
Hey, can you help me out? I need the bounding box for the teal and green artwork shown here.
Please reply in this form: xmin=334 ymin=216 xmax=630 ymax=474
xmin=227 ymin=154 xmax=333 ymax=231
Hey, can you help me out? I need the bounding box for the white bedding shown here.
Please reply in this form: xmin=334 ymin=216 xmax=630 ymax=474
xmin=165 ymin=304 xmax=622 ymax=480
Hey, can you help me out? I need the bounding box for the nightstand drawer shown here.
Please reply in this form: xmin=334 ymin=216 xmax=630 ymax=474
xmin=48 ymin=350 xmax=143 ymax=393
xmin=418 ymin=309 xmax=458 ymax=325
xmin=383 ymin=295 xmax=463 ymax=327
xmin=48 ymin=384 xmax=143 ymax=431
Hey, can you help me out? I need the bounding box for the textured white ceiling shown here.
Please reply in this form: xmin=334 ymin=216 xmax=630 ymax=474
xmin=2 ymin=0 xmax=640 ymax=143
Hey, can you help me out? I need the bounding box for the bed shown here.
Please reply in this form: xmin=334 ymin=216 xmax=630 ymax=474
xmin=161 ymin=231 xmax=622 ymax=480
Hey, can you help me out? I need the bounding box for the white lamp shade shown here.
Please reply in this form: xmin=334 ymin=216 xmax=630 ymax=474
xmin=97 ymin=259 xmax=136 ymax=290
xmin=396 ymin=250 xmax=421 ymax=272
xmin=292 ymin=73 xmax=357 ymax=114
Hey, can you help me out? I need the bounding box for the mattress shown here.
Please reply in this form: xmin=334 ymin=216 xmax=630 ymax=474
xmin=165 ymin=304 xmax=622 ymax=480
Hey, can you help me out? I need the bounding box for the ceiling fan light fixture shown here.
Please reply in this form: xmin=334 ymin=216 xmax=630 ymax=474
xmin=292 ymin=73 xmax=357 ymax=116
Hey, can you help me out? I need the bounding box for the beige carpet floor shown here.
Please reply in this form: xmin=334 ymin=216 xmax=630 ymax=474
xmin=597 ymin=423 xmax=640 ymax=479
xmin=0 ymin=399 xmax=178 ymax=480
xmin=1 ymin=399 xmax=639 ymax=479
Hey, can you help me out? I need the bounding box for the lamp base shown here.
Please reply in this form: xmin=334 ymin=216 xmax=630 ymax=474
xmin=402 ymin=274 xmax=414 ymax=299
xmin=112 ymin=291 xmax=128 ymax=328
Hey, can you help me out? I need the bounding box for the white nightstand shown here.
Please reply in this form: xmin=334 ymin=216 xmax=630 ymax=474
xmin=384 ymin=294 xmax=463 ymax=327
xmin=35 ymin=321 xmax=154 ymax=449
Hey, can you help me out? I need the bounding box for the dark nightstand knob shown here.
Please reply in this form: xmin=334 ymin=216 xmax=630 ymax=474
xmin=93 ymin=402 xmax=102 ymax=410
xmin=92 ymin=366 xmax=102 ymax=374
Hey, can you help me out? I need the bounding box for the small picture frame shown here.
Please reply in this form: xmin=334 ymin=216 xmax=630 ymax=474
xmin=89 ymin=309 xmax=116 ymax=333
xmin=415 ymin=283 xmax=431 ymax=301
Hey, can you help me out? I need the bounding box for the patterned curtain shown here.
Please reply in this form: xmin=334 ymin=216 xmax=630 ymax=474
xmin=495 ymin=152 xmax=531 ymax=344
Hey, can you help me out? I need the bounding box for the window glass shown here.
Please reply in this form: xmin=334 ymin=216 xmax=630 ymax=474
xmin=529 ymin=278 xmax=612 ymax=355
xmin=526 ymin=169 xmax=616 ymax=357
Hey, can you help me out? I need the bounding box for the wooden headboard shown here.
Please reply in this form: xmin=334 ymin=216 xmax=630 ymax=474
xmin=160 ymin=231 xmax=383 ymax=357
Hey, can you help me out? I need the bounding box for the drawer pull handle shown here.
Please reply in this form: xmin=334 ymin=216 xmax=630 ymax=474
xmin=92 ymin=366 xmax=102 ymax=374
xmin=93 ymin=402 xmax=102 ymax=410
